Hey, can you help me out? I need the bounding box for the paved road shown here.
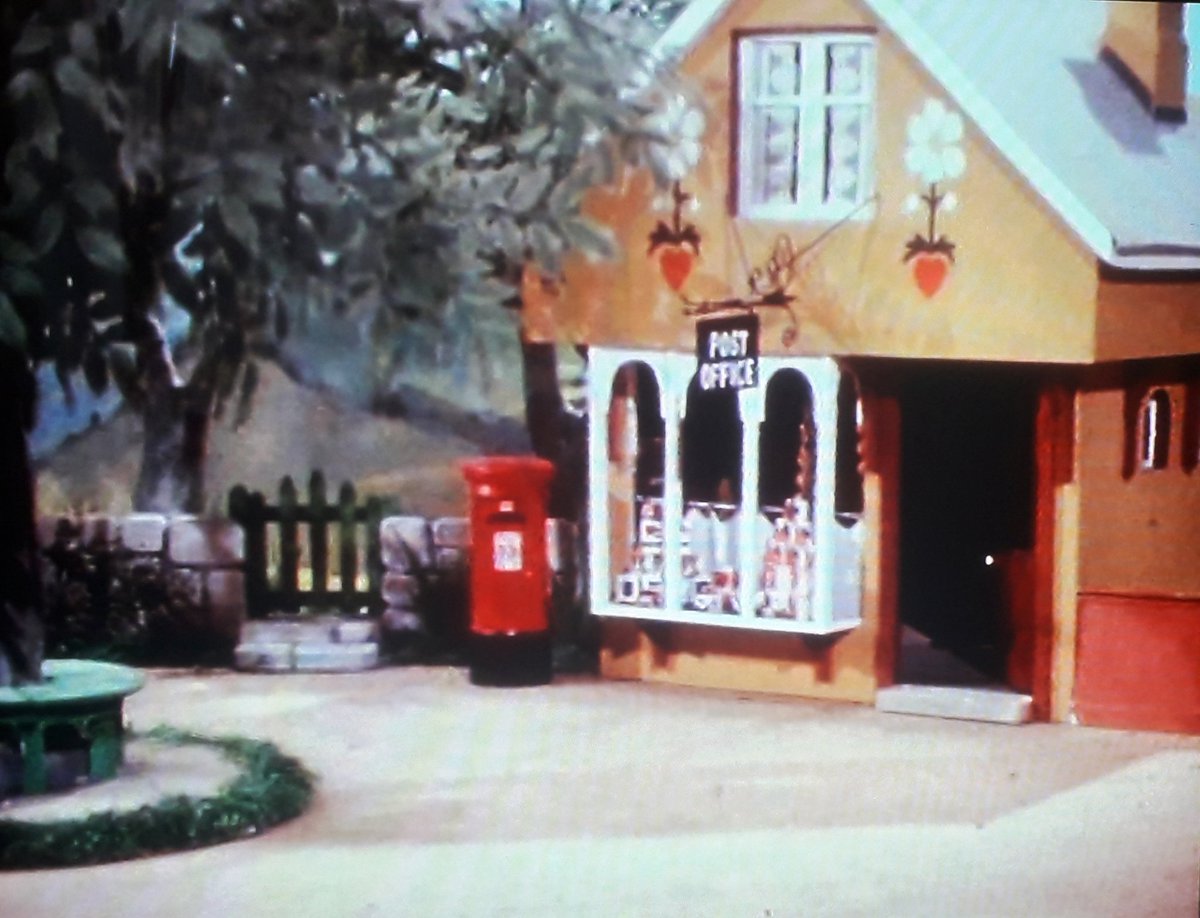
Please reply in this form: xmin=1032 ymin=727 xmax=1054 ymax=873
xmin=4 ymin=667 xmax=1199 ymax=917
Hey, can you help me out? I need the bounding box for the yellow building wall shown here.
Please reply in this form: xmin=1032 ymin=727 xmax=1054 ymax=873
xmin=1076 ymin=375 xmax=1200 ymax=597
xmin=536 ymin=0 xmax=1100 ymax=364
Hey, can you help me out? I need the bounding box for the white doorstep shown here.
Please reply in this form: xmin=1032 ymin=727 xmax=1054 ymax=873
xmin=875 ymin=684 xmax=1033 ymax=725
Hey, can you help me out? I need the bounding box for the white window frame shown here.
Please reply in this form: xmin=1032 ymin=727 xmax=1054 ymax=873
xmin=587 ymin=346 xmax=863 ymax=636
xmin=736 ymin=31 xmax=877 ymax=221
xmin=1140 ymin=388 xmax=1172 ymax=471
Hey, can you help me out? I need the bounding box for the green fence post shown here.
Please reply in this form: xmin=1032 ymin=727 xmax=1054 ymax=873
xmin=310 ymin=470 xmax=329 ymax=604
xmin=365 ymin=495 xmax=384 ymax=615
xmin=230 ymin=485 xmax=269 ymax=619
xmin=338 ymin=482 xmax=357 ymax=612
xmin=279 ymin=476 xmax=300 ymax=611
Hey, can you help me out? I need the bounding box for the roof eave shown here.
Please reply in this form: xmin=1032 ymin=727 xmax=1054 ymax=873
xmin=652 ymin=0 xmax=735 ymax=62
xmin=1105 ymin=247 xmax=1200 ymax=272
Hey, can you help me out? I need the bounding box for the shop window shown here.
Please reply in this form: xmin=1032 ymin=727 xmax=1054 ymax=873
xmin=1140 ymin=388 xmax=1172 ymax=471
xmin=736 ymin=33 xmax=876 ymax=220
xmin=608 ymin=362 xmax=666 ymax=608
xmin=588 ymin=347 xmax=864 ymax=635
xmin=755 ymin=369 xmax=816 ymax=621
xmin=680 ymin=375 xmax=743 ymax=613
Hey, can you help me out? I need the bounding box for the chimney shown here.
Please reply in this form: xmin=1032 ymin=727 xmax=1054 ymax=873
xmin=1101 ymin=1 xmax=1190 ymax=122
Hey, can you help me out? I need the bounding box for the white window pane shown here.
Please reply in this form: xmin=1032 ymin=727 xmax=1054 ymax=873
xmin=824 ymin=105 xmax=864 ymax=204
xmin=740 ymin=35 xmax=874 ymax=216
xmin=826 ymin=42 xmax=866 ymax=95
xmin=759 ymin=43 xmax=802 ymax=97
xmin=759 ymin=108 xmax=801 ymax=204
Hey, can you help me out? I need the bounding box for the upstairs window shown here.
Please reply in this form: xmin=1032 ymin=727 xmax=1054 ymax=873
xmin=1140 ymin=388 xmax=1172 ymax=470
xmin=736 ymin=33 xmax=876 ymax=220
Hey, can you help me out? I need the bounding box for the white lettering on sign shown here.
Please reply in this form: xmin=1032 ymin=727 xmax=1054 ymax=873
xmin=699 ymin=358 xmax=757 ymax=391
xmin=707 ymin=329 xmax=750 ymax=360
xmin=493 ymin=531 xmax=523 ymax=571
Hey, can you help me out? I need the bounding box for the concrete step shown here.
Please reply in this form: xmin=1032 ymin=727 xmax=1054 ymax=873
xmin=235 ymin=616 xmax=380 ymax=673
xmin=234 ymin=640 xmax=379 ymax=673
xmin=875 ymin=684 xmax=1033 ymax=725
xmin=241 ymin=617 xmax=378 ymax=645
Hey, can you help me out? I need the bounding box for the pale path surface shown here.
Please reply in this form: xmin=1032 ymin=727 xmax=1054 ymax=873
xmin=4 ymin=667 xmax=1198 ymax=917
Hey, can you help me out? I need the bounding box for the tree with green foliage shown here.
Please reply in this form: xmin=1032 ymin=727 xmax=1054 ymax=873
xmin=1 ymin=0 xmax=697 ymax=684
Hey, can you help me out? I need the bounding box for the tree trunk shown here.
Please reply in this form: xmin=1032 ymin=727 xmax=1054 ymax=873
xmin=0 ymin=345 xmax=45 ymax=686
xmin=519 ymin=330 xmax=588 ymax=523
xmin=134 ymin=387 xmax=210 ymax=514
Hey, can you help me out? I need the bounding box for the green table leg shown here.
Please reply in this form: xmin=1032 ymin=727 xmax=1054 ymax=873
xmin=20 ymin=723 xmax=46 ymax=794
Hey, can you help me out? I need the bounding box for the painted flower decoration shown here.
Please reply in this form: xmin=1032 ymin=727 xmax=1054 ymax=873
xmin=904 ymin=99 xmax=965 ymax=185
xmin=646 ymin=94 xmax=706 ymax=181
xmin=901 ymin=98 xmax=965 ymax=298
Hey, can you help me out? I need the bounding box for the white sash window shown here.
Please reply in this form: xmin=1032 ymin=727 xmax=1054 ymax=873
xmin=737 ymin=33 xmax=876 ymax=220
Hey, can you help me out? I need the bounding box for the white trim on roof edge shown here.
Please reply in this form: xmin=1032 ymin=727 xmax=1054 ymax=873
xmin=654 ymin=0 xmax=1200 ymax=272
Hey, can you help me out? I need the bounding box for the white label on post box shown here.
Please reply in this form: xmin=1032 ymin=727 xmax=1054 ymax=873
xmin=493 ymin=531 xmax=523 ymax=571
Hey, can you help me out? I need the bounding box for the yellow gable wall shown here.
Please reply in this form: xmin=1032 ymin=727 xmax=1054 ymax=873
xmin=535 ymin=0 xmax=1101 ymax=362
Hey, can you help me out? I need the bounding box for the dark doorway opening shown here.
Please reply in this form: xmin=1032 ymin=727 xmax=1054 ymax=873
xmin=898 ymin=362 xmax=1038 ymax=686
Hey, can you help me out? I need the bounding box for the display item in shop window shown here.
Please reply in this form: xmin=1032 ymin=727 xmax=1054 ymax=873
xmin=756 ymin=498 xmax=814 ymax=620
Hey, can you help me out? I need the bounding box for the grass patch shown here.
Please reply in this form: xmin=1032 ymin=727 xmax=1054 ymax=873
xmin=0 ymin=727 xmax=315 ymax=870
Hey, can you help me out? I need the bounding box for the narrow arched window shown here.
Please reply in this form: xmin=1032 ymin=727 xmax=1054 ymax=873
xmin=608 ymin=362 xmax=665 ymax=607
xmin=1140 ymin=388 xmax=1172 ymax=471
xmin=834 ymin=371 xmax=864 ymax=524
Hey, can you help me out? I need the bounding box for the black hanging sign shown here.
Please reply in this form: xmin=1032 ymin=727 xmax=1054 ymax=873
xmin=695 ymin=313 xmax=760 ymax=391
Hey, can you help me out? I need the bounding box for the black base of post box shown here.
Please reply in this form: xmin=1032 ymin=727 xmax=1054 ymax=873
xmin=468 ymin=631 xmax=552 ymax=687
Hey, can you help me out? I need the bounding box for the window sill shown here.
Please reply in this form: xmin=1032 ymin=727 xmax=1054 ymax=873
xmin=736 ymin=201 xmax=877 ymax=224
xmin=594 ymin=601 xmax=861 ymax=636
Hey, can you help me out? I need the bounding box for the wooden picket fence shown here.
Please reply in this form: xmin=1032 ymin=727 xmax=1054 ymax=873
xmin=228 ymin=471 xmax=392 ymax=618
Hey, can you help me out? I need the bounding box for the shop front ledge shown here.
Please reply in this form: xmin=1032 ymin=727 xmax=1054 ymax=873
xmin=593 ymin=602 xmax=860 ymax=636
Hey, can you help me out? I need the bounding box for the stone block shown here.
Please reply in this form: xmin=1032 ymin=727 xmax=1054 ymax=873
xmin=119 ymin=513 xmax=167 ymax=554
xmin=293 ymin=642 xmax=378 ymax=673
xmin=874 ymin=685 xmax=1033 ymax=725
xmin=205 ymin=570 xmax=246 ymax=642
xmin=431 ymin=517 xmax=470 ymax=549
xmin=381 ymin=608 xmax=423 ymax=634
xmin=335 ymin=619 xmax=378 ymax=644
xmin=176 ymin=568 xmax=206 ymax=607
xmin=241 ymin=617 xmax=339 ymax=644
xmin=168 ymin=517 xmax=245 ymax=568
xmin=234 ymin=642 xmax=294 ymax=673
xmin=380 ymin=516 xmax=432 ymax=571
xmin=382 ymin=572 xmax=420 ymax=608
xmin=435 ymin=547 xmax=466 ymax=571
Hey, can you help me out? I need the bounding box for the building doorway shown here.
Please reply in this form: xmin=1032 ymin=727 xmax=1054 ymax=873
xmin=897 ymin=362 xmax=1038 ymax=688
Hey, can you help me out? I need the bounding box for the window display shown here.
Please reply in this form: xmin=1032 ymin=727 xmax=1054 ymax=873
xmin=589 ymin=348 xmax=863 ymax=635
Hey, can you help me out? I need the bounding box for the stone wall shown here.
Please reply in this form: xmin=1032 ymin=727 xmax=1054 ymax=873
xmin=36 ymin=513 xmax=581 ymax=650
xmin=379 ymin=515 xmax=581 ymax=640
xmin=37 ymin=513 xmax=248 ymax=646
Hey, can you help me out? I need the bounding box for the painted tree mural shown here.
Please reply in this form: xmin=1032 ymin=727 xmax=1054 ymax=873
xmin=0 ymin=0 xmax=694 ymax=684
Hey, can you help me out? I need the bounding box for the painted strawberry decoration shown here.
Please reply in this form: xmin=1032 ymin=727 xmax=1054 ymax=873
xmin=648 ymin=182 xmax=702 ymax=292
xmin=902 ymin=99 xmax=964 ymax=298
xmin=910 ymin=249 xmax=952 ymax=298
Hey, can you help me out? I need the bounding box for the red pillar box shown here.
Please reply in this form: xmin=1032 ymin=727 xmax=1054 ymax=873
xmin=461 ymin=457 xmax=555 ymax=686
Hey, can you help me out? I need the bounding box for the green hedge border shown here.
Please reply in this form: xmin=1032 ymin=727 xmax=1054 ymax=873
xmin=0 ymin=726 xmax=315 ymax=870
